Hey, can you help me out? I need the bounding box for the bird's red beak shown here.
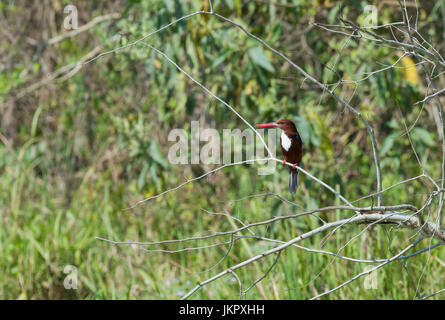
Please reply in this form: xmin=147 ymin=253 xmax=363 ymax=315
xmin=256 ymin=122 xmax=278 ymax=128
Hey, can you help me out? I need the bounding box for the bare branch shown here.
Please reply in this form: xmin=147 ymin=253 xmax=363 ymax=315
xmin=46 ymin=13 xmax=121 ymax=46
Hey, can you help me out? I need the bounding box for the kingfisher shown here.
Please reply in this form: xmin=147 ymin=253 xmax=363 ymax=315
xmin=256 ymin=119 xmax=303 ymax=194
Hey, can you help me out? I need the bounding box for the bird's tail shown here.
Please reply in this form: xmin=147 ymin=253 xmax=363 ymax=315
xmin=289 ymin=170 xmax=298 ymax=194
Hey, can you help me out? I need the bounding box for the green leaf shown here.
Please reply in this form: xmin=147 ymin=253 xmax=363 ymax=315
xmin=294 ymin=116 xmax=313 ymax=146
xmin=412 ymin=128 xmax=435 ymax=147
xmin=149 ymin=141 xmax=170 ymax=168
xmin=248 ymin=46 xmax=275 ymax=73
xmin=137 ymin=162 xmax=149 ymax=191
xmin=380 ymin=132 xmax=399 ymax=156
xmin=210 ymin=50 xmax=231 ymax=70
xmin=328 ymin=3 xmax=342 ymax=24
xmin=150 ymin=163 xmax=160 ymax=189
xmin=225 ymin=0 xmax=234 ymax=10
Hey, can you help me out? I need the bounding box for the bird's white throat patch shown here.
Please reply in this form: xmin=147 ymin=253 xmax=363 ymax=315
xmin=281 ymin=131 xmax=292 ymax=151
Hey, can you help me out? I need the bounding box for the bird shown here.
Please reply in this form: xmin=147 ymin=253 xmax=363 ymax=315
xmin=256 ymin=119 xmax=303 ymax=194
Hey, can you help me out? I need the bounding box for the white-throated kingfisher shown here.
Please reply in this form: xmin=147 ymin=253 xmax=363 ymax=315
xmin=256 ymin=119 xmax=302 ymax=194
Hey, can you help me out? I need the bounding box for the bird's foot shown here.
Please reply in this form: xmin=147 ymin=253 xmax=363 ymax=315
xmin=282 ymin=159 xmax=286 ymax=166
xmin=292 ymin=163 xmax=298 ymax=169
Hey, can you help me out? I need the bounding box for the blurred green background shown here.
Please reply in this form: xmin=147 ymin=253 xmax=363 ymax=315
xmin=0 ymin=0 xmax=444 ymax=299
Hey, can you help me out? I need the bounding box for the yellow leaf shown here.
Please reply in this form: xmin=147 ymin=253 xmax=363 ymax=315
xmin=153 ymin=59 xmax=162 ymax=70
xmin=397 ymin=52 xmax=418 ymax=85
xmin=245 ymin=80 xmax=258 ymax=96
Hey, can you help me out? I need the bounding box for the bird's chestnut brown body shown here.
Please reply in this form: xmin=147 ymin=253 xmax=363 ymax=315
xmin=256 ymin=119 xmax=303 ymax=193
xmin=278 ymin=120 xmax=302 ymax=175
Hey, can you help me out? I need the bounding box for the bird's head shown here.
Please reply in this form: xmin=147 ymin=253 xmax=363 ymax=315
xmin=256 ymin=119 xmax=297 ymax=132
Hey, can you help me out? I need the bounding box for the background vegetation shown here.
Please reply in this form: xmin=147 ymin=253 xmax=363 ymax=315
xmin=0 ymin=0 xmax=444 ymax=299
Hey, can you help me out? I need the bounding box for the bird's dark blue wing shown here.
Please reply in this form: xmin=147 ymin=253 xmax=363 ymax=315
xmin=295 ymin=134 xmax=303 ymax=145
